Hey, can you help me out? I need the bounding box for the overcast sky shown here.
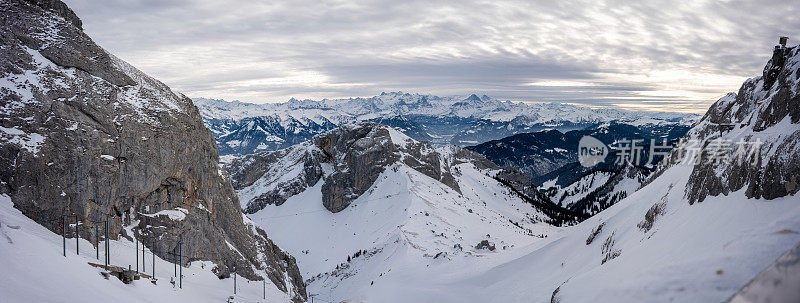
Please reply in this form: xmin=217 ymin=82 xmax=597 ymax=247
xmin=64 ymin=0 xmax=798 ymax=113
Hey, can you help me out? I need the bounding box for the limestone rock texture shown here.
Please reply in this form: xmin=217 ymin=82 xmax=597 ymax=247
xmin=0 ymin=1 xmax=306 ymax=300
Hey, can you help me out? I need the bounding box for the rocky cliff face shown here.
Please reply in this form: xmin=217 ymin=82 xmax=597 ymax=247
xmin=316 ymin=123 xmax=460 ymax=212
xmin=0 ymin=1 xmax=305 ymax=300
xmin=653 ymin=42 xmax=800 ymax=204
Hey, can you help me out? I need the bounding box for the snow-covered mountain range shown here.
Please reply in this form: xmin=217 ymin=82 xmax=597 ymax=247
xmin=194 ymin=93 xmax=699 ymax=159
xmin=467 ymin=122 xmax=687 ymax=217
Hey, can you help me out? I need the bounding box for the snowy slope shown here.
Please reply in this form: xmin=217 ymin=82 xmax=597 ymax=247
xmin=229 ymin=123 xmax=578 ymax=222
xmin=248 ymin=160 xmax=557 ymax=302
xmin=248 ymin=152 xmax=800 ymax=303
xmin=406 ymin=43 xmax=800 ymax=302
xmin=245 ymin=155 xmax=800 ymax=303
xmin=0 ymin=194 xmax=292 ymax=302
xmin=450 ymin=166 xmax=800 ymax=303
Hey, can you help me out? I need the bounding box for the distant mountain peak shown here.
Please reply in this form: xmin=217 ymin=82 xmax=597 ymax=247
xmin=464 ymin=93 xmax=482 ymax=102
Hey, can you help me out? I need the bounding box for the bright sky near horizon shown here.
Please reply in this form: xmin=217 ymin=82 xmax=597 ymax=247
xmin=64 ymin=0 xmax=799 ymax=113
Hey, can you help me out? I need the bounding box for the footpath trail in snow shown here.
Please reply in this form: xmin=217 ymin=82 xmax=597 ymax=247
xmin=0 ymin=195 xmax=290 ymax=303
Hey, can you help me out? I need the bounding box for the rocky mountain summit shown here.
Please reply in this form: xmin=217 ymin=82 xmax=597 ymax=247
xmin=0 ymin=0 xmax=305 ymax=300
xmin=230 ymin=122 xmax=583 ymax=300
xmin=229 ymin=122 xmax=579 ymax=224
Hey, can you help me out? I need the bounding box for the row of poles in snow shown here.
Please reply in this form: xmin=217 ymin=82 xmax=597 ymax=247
xmin=57 ymin=214 xmax=272 ymax=299
xmin=19 ymin=204 xmax=275 ymax=299
xmin=230 ymin=264 xmax=271 ymax=300
xmin=58 ymin=214 xmax=186 ymax=288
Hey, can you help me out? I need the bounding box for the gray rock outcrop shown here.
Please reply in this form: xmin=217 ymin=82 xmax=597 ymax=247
xmin=316 ymin=123 xmax=457 ymax=212
xmin=475 ymin=240 xmax=496 ymax=251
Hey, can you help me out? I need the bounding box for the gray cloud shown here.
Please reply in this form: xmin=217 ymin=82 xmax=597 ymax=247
xmin=64 ymin=0 xmax=800 ymax=112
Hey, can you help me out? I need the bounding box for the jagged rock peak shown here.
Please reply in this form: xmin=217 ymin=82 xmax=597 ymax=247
xmin=464 ymin=93 xmax=482 ymax=102
xmin=763 ymin=38 xmax=795 ymax=89
xmin=652 ymin=40 xmax=800 ymax=204
xmin=316 ymin=123 xmax=461 ymax=212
